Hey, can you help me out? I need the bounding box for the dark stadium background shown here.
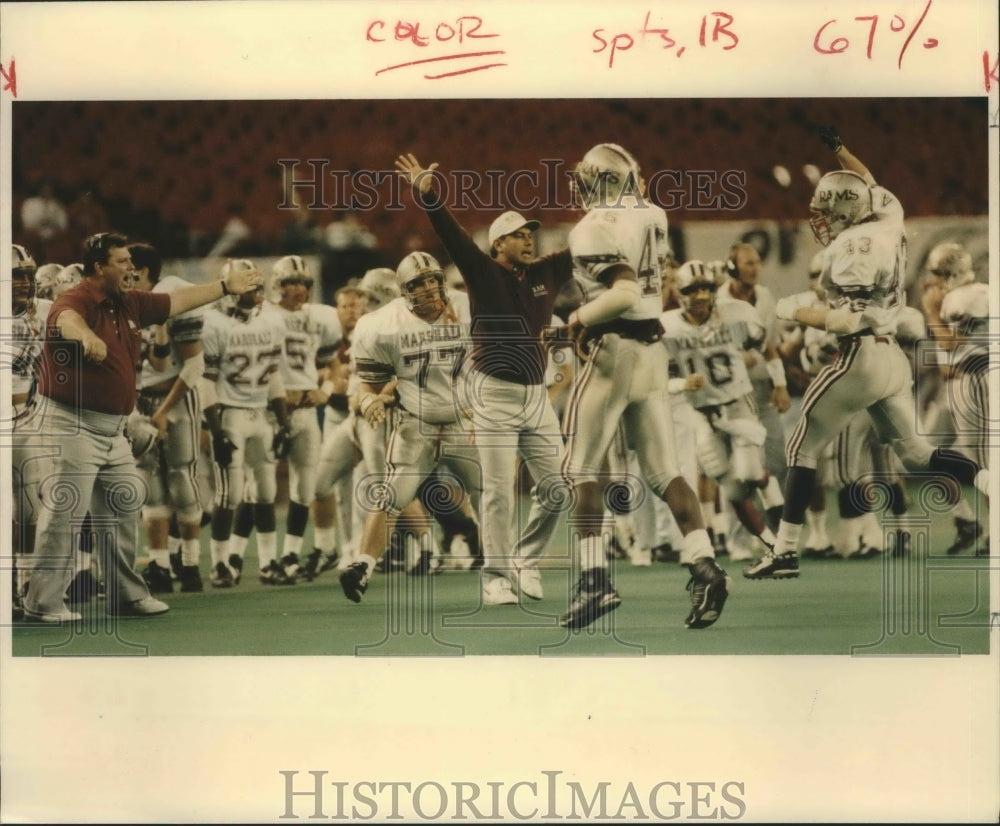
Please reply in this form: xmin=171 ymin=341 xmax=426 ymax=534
xmin=11 ymin=97 xmax=988 ymax=268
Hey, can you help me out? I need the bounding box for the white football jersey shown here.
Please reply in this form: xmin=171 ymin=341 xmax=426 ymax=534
xmin=202 ymin=306 xmax=287 ymax=408
xmin=263 ymin=301 xmax=342 ymax=392
xmin=138 ymin=275 xmax=205 ymax=390
xmin=9 ymin=298 xmax=52 ymax=397
xmin=569 ymin=197 xmax=670 ymax=322
xmin=941 ymin=281 xmax=989 ymax=369
xmin=353 ymin=293 xmax=471 ymax=424
xmin=817 ymin=185 xmax=906 ymax=336
xmin=661 ymin=300 xmax=764 ymax=409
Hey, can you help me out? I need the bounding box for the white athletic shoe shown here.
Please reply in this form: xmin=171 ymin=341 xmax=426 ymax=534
xmin=629 ymin=545 xmax=653 ymax=567
xmin=482 ymin=576 xmax=518 ymax=606
xmin=516 ymin=567 xmax=544 ymax=600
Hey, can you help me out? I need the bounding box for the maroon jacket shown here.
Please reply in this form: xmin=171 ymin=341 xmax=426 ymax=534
xmin=419 ymin=190 xmax=573 ymax=386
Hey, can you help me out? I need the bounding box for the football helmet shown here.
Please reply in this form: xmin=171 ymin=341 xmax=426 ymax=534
xmin=270 ymin=254 xmax=313 ymax=304
xmin=675 ymin=260 xmax=721 ymax=315
xmin=571 ymin=143 xmax=642 ymax=210
xmin=396 ymin=252 xmax=447 ymax=312
xmin=221 ymin=259 xmax=263 ymax=320
xmin=33 ymin=263 xmax=61 ymax=299
xmin=359 ymin=267 xmax=401 ymax=310
xmin=12 ymin=243 xmax=37 ymax=275
xmin=126 ymin=411 xmax=159 ymax=460
xmin=808 ymin=170 xmax=873 ymax=246
xmin=925 ymin=242 xmax=974 ymax=291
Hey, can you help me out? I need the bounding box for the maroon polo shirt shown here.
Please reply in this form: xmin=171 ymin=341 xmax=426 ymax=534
xmin=418 ymin=191 xmax=573 ymax=386
xmin=38 ymin=277 xmax=171 ymax=415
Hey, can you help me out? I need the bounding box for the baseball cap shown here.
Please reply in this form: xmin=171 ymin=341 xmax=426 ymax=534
xmin=488 ymin=211 xmax=540 ymax=247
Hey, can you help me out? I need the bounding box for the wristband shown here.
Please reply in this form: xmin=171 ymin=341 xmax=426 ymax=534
xmin=765 ymin=358 xmax=787 ymax=388
xmin=220 ymin=279 xmax=230 ymax=296
xmin=152 ymin=342 xmax=171 ymax=359
xmin=667 ymin=377 xmax=688 ymax=395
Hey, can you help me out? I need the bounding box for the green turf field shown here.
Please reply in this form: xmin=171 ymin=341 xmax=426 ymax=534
xmin=11 ymin=542 xmax=992 ymax=658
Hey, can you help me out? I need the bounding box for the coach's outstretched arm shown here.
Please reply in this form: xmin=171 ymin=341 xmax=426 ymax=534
xmin=166 ymin=262 xmax=263 ymax=317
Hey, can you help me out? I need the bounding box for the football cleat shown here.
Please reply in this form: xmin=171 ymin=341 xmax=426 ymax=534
xmin=227 ymin=554 xmax=244 ymax=585
xmin=801 ymin=545 xmax=835 ymax=559
xmin=280 ymin=553 xmax=301 ymax=583
xmin=946 ymin=518 xmax=982 ymax=555
xmin=301 ymin=549 xmax=324 ymax=581
xmin=142 ymin=560 xmax=174 ymax=594
xmin=259 ymin=560 xmax=296 ymax=585
xmin=684 ymin=557 xmax=732 ymax=629
xmin=339 ymin=561 xmax=371 ymax=603
xmin=210 ymin=561 xmax=234 ymax=588
xmin=742 ymin=551 xmax=800 ymax=580
xmin=178 ymin=565 xmax=204 ymax=593
xmin=558 ymin=569 xmax=622 ymax=630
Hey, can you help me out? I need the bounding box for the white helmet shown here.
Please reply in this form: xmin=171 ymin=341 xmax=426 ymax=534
xmin=395 ymin=252 xmax=446 ymax=311
xmin=675 ymin=259 xmax=722 ymax=314
xmin=53 ymin=263 xmax=83 ymax=298
xmin=269 ymin=254 xmax=313 ymax=302
xmin=34 ymin=263 xmax=62 ymax=299
xmin=126 ymin=412 xmax=159 ymax=460
xmin=925 ymin=242 xmax=975 ymax=291
xmin=221 ymin=258 xmax=262 ymax=319
xmin=940 ymin=281 xmax=988 ymax=336
xmin=12 ymin=243 xmax=37 ymax=274
xmin=571 ymin=143 xmax=642 ymax=210
xmin=359 ymin=267 xmax=401 ymax=309
xmin=808 ymin=170 xmax=873 ymax=246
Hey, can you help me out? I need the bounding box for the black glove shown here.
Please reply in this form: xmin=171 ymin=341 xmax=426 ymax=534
xmin=819 ymin=125 xmax=843 ymax=152
xmin=272 ymin=425 xmax=292 ymax=460
xmin=212 ymin=432 xmax=237 ymax=467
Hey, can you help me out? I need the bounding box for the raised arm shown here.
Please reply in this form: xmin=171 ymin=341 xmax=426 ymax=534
xmin=819 ymin=125 xmax=875 ymax=185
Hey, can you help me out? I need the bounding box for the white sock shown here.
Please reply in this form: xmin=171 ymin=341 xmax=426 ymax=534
xmin=167 ymin=534 xmax=182 ymax=555
xmin=579 ymin=535 xmax=608 ymax=571
xmin=953 ymin=498 xmax=975 ymax=522
xmin=759 ymin=526 xmax=777 ymax=546
xmin=180 ymin=537 xmax=201 ymax=567
xmin=257 ymin=531 xmax=277 ymax=569
xmin=701 ymin=500 xmax=716 ymax=528
xmin=230 ymin=533 xmax=250 ymax=561
xmin=283 ymin=533 xmax=304 ymax=559
xmin=210 ymin=539 xmax=229 ymax=566
xmin=805 ymin=508 xmax=829 ymax=548
xmin=149 ymin=548 xmax=170 ymax=567
xmin=679 ymin=528 xmax=714 ymax=566
xmin=774 ymin=520 xmax=803 ymax=556
xmin=314 ymin=526 xmax=337 ymax=553
xmin=711 ymin=508 xmax=729 ymax=539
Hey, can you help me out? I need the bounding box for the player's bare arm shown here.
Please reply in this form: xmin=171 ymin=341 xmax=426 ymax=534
xmin=820 ymin=125 xmax=874 ymax=184
xmin=56 ymin=308 xmax=107 ymax=363
xmin=150 ymin=339 xmax=204 ymax=437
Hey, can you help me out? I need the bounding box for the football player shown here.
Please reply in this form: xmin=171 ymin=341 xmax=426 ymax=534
xmin=227 ymin=255 xmax=340 ymax=582
xmin=661 ymin=260 xmax=785 ymax=556
xmin=130 ymin=242 xmax=208 ymax=593
xmin=34 ymin=262 xmax=82 ymax=301
xmin=338 ymin=252 xmax=480 ymax=602
xmin=922 ymin=243 xmax=990 ymax=556
xmin=9 ymin=245 xmax=54 ymax=617
xmin=559 ymin=143 xmax=730 ymax=631
xmin=755 ymin=127 xmax=989 ymax=579
xmin=201 ymin=259 xmax=291 ymax=587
